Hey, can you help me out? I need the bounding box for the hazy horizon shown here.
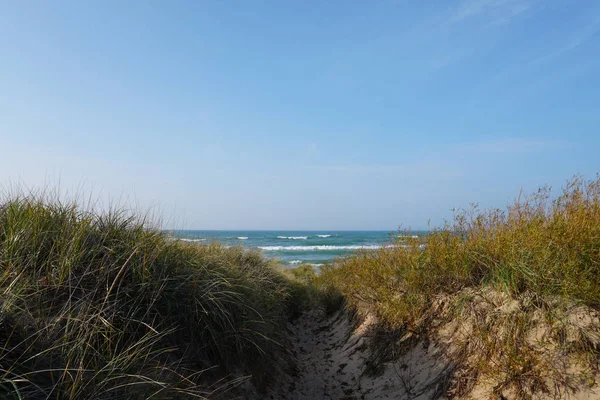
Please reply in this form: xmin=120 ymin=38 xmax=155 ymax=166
xmin=1 ymin=1 xmax=599 ymax=230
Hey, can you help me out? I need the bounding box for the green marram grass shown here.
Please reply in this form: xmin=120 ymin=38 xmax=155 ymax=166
xmin=285 ymin=263 xmax=344 ymax=316
xmin=0 ymin=192 xmax=301 ymax=399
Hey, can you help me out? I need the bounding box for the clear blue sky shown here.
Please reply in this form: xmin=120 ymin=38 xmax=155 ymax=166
xmin=1 ymin=0 xmax=599 ymax=230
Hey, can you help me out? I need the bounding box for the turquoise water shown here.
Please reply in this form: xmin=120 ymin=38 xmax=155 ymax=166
xmin=169 ymin=230 xmax=425 ymax=267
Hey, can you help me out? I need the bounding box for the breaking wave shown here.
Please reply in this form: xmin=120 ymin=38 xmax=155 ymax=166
xmin=259 ymin=245 xmax=393 ymax=251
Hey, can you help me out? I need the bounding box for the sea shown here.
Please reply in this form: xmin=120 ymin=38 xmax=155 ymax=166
xmin=168 ymin=230 xmax=424 ymax=267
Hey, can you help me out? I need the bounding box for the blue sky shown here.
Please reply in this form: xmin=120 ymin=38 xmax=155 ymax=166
xmin=1 ymin=0 xmax=599 ymax=230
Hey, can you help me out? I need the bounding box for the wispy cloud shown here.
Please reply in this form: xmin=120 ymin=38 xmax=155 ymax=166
xmin=461 ymin=4 xmax=600 ymax=107
xmin=423 ymin=0 xmax=536 ymax=71
xmin=450 ymin=0 xmax=533 ymax=25
xmin=529 ymin=17 xmax=600 ymax=66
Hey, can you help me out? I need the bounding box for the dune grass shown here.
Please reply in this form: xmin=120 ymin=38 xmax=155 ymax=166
xmin=285 ymin=264 xmax=344 ymax=316
xmin=3 ymin=175 xmax=598 ymax=399
xmin=318 ymin=175 xmax=600 ymax=397
xmin=0 ymin=193 xmax=301 ymax=399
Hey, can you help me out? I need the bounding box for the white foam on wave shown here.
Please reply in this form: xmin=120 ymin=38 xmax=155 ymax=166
xmin=316 ymin=234 xmax=331 ymax=238
xmin=288 ymin=260 xmax=302 ymax=264
xmin=277 ymin=236 xmax=308 ymax=240
xmin=237 ymin=237 xmax=248 ymax=240
xmin=179 ymin=238 xmax=206 ymax=242
xmin=259 ymin=244 xmax=394 ymax=251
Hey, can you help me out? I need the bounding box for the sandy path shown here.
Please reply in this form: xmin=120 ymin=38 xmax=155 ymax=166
xmin=266 ymin=309 xmax=452 ymax=400
xmin=274 ymin=310 xmax=361 ymax=399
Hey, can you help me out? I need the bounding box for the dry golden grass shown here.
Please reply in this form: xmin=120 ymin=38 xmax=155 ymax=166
xmin=319 ymin=175 xmax=600 ymax=398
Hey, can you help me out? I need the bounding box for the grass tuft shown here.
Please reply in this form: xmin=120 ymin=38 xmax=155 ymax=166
xmin=320 ymin=174 xmax=600 ymax=398
xmin=0 ymin=192 xmax=300 ymax=399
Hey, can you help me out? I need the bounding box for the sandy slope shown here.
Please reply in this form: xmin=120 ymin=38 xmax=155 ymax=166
xmin=252 ymin=300 xmax=600 ymax=399
xmin=238 ymin=287 xmax=600 ymax=400
xmin=266 ymin=309 xmax=453 ymax=400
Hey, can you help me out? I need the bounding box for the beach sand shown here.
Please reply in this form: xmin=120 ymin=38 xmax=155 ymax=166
xmin=265 ymin=309 xmax=453 ymax=400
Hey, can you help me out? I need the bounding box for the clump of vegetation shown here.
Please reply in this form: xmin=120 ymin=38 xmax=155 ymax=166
xmin=311 ymin=264 xmax=345 ymax=316
xmin=286 ymin=264 xmax=344 ymax=316
xmin=287 ymin=263 xmax=318 ymax=282
xmin=320 ymin=175 xmax=600 ymax=398
xmin=0 ymin=192 xmax=301 ymax=399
